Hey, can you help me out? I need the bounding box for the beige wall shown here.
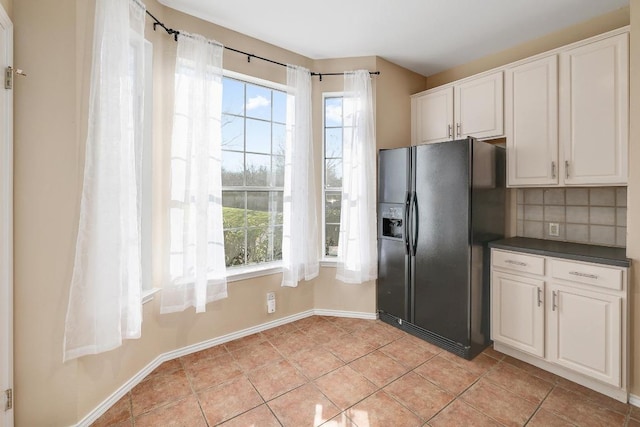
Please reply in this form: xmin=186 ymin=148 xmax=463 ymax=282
xmin=426 ymin=6 xmax=630 ymax=89
xmin=375 ymin=57 xmax=427 ymax=149
xmin=14 ymin=1 xmax=81 ymax=424
xmin=0 ymin=0 xmax=11 ymax=19
xmin=12 ymin=0 xmax=425 ymax=424
xmin=627 ymin=0 xmax=639 ymax=398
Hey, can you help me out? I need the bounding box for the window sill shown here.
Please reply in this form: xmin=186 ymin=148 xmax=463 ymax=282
xmin=321 ymin=258 xmax=338 ymax=268
xmin=226 ymin=262 xmax=283 ymax=283
xmin=142 ymin=287 xmax=161 ymax=305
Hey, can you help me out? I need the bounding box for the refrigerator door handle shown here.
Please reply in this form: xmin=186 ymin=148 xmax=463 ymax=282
xmin=404 ymin=191 xmax=411 ymax=255
xmin=411 ymin=191 xmax=419 ymax=256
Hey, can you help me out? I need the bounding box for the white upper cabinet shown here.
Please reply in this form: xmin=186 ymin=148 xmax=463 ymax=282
xmin=505 ymin=30 xmax=629 ymax=187
xmin=506 ymin=55 xmax=559 ymax=186
xmin=411 ymin=87 xmax=454 ymax=145
xmin=411 ymin=71 xmax=504 ymax=145
xmin=454 ymin=72 xmax=504 ymax=139
xmin=413 ymin=28 xmax=629 ymax=187
xmin=560 ymin=33 xmax=629 ymax=186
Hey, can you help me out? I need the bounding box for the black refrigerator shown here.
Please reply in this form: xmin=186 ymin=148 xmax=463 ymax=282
xmin=377 ymin=137 xmax=505 ymax=360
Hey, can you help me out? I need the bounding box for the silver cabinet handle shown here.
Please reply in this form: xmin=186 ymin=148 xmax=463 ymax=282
xmin=447 ymin=124 xmax=452 ymax=139
xmin=456 ymin=123 xmax=461 ymax=137
xmin=569 ymin=271 xmax=599 ymax=280
xmin=565 ymin=160 xmax=570 ymax=178
xmin=552 ymin=290 xmax=558 ymax=311
xmin=537 ymin=287 xmax=542 ymax=307
xmin=551 ymin=161 xmax=556 ymax=179
xmin=505 ymin=260 xmax=527 ymax=267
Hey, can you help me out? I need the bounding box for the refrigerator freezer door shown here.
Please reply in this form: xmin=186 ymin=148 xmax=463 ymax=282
xmin=377 ymin=148 xmax=411 ymax=321
xmin=412 ymin=140 xmax=471 ymax=345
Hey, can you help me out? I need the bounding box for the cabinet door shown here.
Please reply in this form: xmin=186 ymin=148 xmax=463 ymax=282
xmin=506 ymin=56 xmax=559 ymax=186
xmin=411 ymin=87 xmax=454 ymax=145
xmin=454 ymin=71 xmax=504 ymax=140
xmin=491 ymin=271 xmax=545 ymax=357
xmin=547 ymin=283 xmax=621 ymax=386
xmin=560 ymin=33 xmax=628 ymax=185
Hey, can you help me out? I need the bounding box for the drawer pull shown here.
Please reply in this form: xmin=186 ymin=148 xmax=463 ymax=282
xmin=505 ymin=260 xmax=527 ymax=267
xmin=537 ymin=287 xmax=542 ymax=307
xmin=552 ymin=291 xmax=558 ymax=311
xmin=569 ymin=271 xmax=599 ymax=280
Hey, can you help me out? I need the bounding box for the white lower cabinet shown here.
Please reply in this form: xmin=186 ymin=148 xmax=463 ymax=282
xmin=547 ymin=283 xmax=621 ymax=386
xmin=491 ymin=271 xmax=545 ymax=357
xmin=491 ymin=248 xmax=628 ymax=401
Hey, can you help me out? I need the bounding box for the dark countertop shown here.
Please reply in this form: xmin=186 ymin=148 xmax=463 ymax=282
xmin=489 ymin=237 xmax=631 ymax=268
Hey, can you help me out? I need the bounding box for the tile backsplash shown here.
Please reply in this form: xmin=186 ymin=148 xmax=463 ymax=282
xmin=516 ymin=187 xmax=626 ymax=247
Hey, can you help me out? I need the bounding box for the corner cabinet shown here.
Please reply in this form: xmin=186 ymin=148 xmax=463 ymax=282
xmin=506 ymin=30 xmax=628 ymax=187
xmin=411 ymin=71 xmax=503 ymax=145
xmin=490 ymin=248 xmax=629 ymax=402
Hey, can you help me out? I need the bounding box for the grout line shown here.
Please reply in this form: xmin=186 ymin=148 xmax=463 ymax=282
xmin=180 ymin=358 xmax=211 ymax=427
xmin=521 ymin=383 xmax=558 ymax=426
xmin=444 ymin=357 xmax=507 ymax=425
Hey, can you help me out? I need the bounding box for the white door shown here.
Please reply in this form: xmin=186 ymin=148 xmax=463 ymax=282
xmin=560 ymin=33 xmax=628 ymax=185
xmin=506 ymin=55 xmax=559 ymax=187
xmin=454 ymin=71 xmax=503 ymax=140
xmin=0 ymin=4 xmax=12 ymax=426
xmin=411 ymin=87 xmax=453 ymax=145
xmin=547 ymin=283 xmax=621 ymax=387
xmin=491 ymin=271 xmax=545 ymax=357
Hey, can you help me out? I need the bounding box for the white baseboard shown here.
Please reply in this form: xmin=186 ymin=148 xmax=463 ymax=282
xmin=630 ymin=393 xmax=640 ymax=408
xmin=314 ymin=309 xmax=377 ymax=320
xmin=74 ymin=309 xmax=375 ymax=426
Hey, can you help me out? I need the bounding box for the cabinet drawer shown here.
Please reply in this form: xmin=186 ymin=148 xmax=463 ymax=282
xmin=550 ymin=259 xmax=623 ymax=291
xmin=492 ymin=250 xmax=545 ymax=275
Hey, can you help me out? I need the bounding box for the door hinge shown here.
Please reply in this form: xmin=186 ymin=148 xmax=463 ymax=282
xmin=4 ymin=388 xmax=12 ymax=411
xmin=4 ymin=66 xmax=12 ymax=89
xmin=5 ymin=66 xmax=27 ymax=90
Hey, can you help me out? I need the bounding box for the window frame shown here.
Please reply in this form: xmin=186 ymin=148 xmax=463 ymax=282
xmin=221 ymin=70 xmax=288 ymax=279
xmin=321 ymin=92 xmax=345 ymax=266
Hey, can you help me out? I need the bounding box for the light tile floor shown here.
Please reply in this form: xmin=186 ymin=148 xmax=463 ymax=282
xmin=92 ymin=316 xmax=640 ymax=427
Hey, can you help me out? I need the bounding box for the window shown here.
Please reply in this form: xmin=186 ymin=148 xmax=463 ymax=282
xmin=323 ymin=95 xmax=345 ymax=258
xmin=221 ymin=74 xmax=286 ymax=268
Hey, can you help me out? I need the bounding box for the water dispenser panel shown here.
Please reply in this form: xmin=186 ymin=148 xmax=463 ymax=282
xmin=381 ymin=205 xmax=404 ymax=239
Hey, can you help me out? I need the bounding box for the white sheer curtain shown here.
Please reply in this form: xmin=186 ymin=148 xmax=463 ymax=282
xmin=336 ymin=70 xmax=378 ymax=284
xmin=63 ymin=0 xmax=145 ymax=361
xmin=281 ymin=65 xmax=319 ymax=287
xmin=162 ymin=33 xmax=228 ymax=313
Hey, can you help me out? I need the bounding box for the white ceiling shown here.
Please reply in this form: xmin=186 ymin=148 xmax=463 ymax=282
xmin=158 ymin=0 xmax=628 ymax=77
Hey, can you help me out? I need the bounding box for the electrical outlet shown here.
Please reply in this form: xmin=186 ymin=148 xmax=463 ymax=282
xmin=266 ymin=292 xmax=276 ymax=314
xmin=549 ymin=222 xmax=560 ymax=237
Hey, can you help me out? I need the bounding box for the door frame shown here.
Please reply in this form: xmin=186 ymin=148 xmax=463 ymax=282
xmin=0 ymin=3 xmax=13 ymax=426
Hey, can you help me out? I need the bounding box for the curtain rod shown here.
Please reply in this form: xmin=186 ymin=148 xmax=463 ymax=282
xmin=145 ymin=10 xmax=381 ymax=81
